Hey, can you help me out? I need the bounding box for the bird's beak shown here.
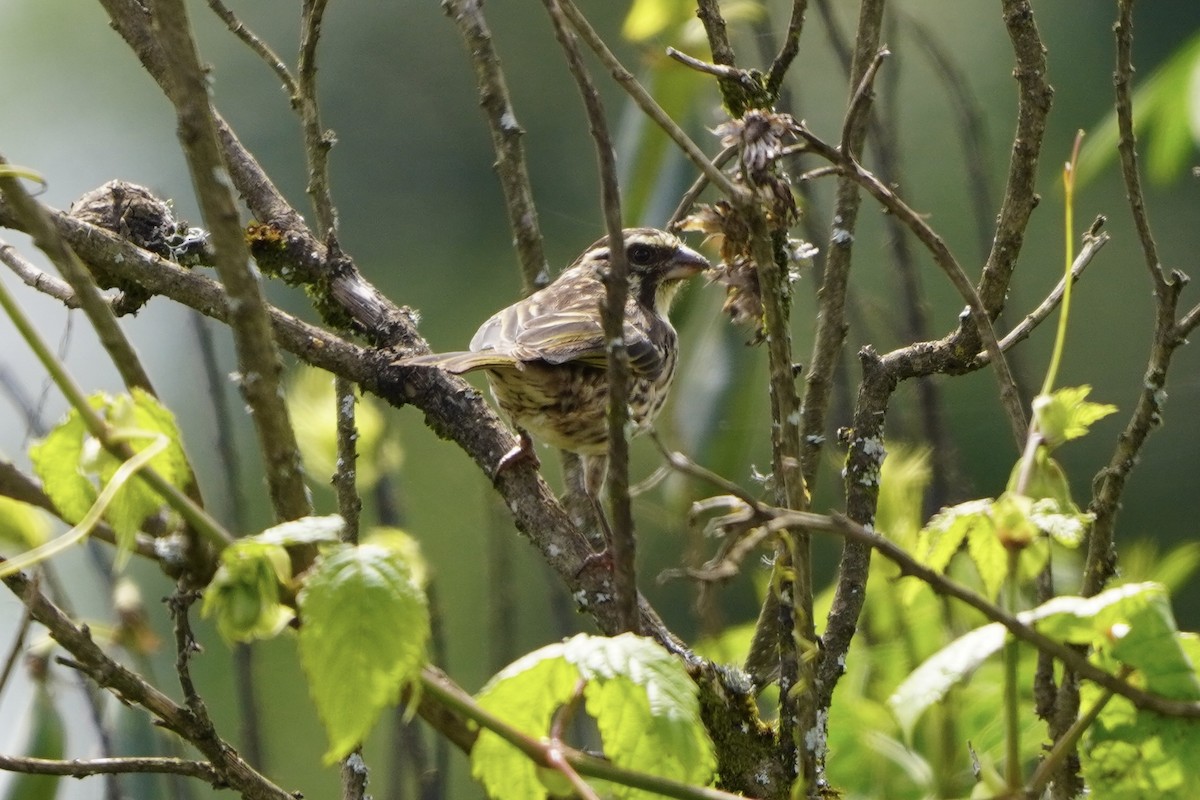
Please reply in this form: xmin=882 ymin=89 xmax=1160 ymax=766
xmin=666 ymin=244 xmax=712 ymax=279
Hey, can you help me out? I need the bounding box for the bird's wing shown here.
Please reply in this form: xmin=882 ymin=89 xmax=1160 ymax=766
xmin=468 ymin=266 xmax=664 ymax=375
xmin=395 ymin=349 xmax=518 ymax=374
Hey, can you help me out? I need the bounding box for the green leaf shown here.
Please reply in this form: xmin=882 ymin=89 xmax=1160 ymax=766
xmin=472 ymin=634 xmax=716 ymax=800
xmin=1078 ymin=31 xmax=1200 ymax=186
xmin=473 ymin=650 xmax=583 ymax=800
xmin=297 ymin=541 xmax=429 ymax=764
xmin=916 ymin=499 xmax=994 ymax=573
xmin=1080 ymin=629 xmax=1200 ymax=799
xmin=201 ymin=539 xmax=294 ymax=643
xmin=29 ymin=389 xmax=192 ymax=566
xmin=1032 ymin=386 xmax=1117 ymax=448
xmin=0 ymin=496 xmax=50 ymax=551
xmin=888 ymin=623 xmax=1008 ymax=740
xmin=567 ymin=634 xmax=716 ymax=797
xmin=29 ymin=402 xmax=99 ymax=524
xmin=890 ymin=583 xmax=1198 ymax=737
xmin=256 ymin=513 xmax=346 ymax=548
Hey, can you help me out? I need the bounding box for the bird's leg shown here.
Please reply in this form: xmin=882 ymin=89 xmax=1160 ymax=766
xmin=583 ymin=454 xmax=614 ymax=545
xmin=574 ymin=454 xmax=616 ymax=576
xmin=495 ymin=428 xmax=539 ymax=477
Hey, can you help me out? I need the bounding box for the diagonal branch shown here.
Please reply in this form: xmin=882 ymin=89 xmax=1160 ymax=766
xmin=443 ymin=0 xmax=548 ymax=294
xmin=151 ymin=0 xmax=311 ymax=522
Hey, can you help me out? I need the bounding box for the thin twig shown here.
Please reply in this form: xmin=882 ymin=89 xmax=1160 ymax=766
xmin=0 ymin=156 xmax=155 ymax=395
xmin=795 ymin=124 xmax=1027 ymax=444
xmin=841 ymin=47 xmax=890 ymax=158
xmin=976 ymin=223 xmax=1110 ymax=364
xmin=298 ymin=0 xmax=338 ymax=241
xmin=545 ymin=0 xmax=638 ymax=634
xmin=442 ymin=0 xmax=548 ymax=293
xmin=765 ymin=0 xmax=809 ymax=98
xmin=0 ymin=239 xmax=81 ymax=308
xmin=1 ymin=569 xmax=294 ymax=799
xmin=0 ymin=754 xmax=222 ymax=784
xmin=978 ymin=0 xmax=1054 ymax=316
xmin=554 ymin=0 xmax=744 ymax=203
xmin=333 ymin=376 xmax=362 ymax=543
xmin=205 ymin=0 xmax=298 ymax=98
xmin=665 ymin=145 xmax=737 ymax=230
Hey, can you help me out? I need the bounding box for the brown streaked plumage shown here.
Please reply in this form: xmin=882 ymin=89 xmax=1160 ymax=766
xmin=395 ymin=228 xmax=709 ymax=479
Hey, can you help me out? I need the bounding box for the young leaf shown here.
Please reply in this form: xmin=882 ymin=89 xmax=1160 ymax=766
xmin=1032 ymin=385 xmax=1117 ymax=448
xmin=297 ymin=540 xmax=429 ymax=764
xmin=0 ymin=496 xmax=50 ymax=551
xmin=29 ymin=389 xmax=192 ymax=565
xmin=256 ymin=513 xmax=346 ymax=548
xmin=201 ymin=539 xmax=294 ymax=643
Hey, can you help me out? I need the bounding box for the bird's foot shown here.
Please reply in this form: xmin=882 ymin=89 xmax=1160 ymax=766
xmin=575 ymin=546 xmax=613 ymax=578
xmin=495 ymin=430 xmax=539 ymax=478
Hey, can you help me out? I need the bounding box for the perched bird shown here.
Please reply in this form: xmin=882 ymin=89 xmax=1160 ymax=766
xmin=395 ymin=227 xmax=710 ymax=495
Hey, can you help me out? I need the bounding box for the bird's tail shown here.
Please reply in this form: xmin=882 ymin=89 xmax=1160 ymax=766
xmin=393 ymin=350 xmax=516 ymax=375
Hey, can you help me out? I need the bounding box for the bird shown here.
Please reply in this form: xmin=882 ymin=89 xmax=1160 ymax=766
xmin=394 ymin=227 xmax=710 ymax=506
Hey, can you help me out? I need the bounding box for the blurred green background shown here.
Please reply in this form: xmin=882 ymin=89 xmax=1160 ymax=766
xmin=1 ymin=1 xmax=1198 ymax=798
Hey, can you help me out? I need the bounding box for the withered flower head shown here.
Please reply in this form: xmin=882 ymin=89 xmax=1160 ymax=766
xmin=713 ymin=109 xmax=801 ymax=179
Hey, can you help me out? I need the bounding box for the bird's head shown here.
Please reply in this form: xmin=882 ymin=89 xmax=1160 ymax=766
xmin=578 ymin=227 xmax=711 ymax=314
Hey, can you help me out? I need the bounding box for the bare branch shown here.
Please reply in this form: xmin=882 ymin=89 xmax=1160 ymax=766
xmin=205 ymin=0 xmax=298 ymax=98
xmin=151 ymin=0 xmax=312 ymax=522
xmin=1 ymin=569 xmax=294 ymax=800
xmin=545 ymin=0 xmax=638 ymax=633
xmin=554 ymin=0 xmax=744 ymax=203
xmin=0 ymin=238 xmax=81 ymax=308
xmin=0 ymin=754 xmax=221 ymax=784
xmin=443 ymin=0 xmax=548 ymax=293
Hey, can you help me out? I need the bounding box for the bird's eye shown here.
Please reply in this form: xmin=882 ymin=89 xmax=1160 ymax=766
xmin=627 ymin=243 xmax=655 ymax=266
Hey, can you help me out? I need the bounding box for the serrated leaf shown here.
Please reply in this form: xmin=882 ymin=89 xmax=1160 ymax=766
xmin=298 ymin=542 xmax=429 ymax=764
xmin=473 ymin=650 xmax=582 ymax=800
xmin=1032 ymin=386 xmax=1117 ymax=448
xmin=902 ymin=499 xmax=993 ymax=604
xmin=473 ymin=634 xmax=716 ymax=800
xmin=891 ymin=583 xmax=1198 ymax=737
xmin=570 ymin=634 xmax=715 ymax=798
xmin=0 ymin=496 xmax=50 ymax=551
